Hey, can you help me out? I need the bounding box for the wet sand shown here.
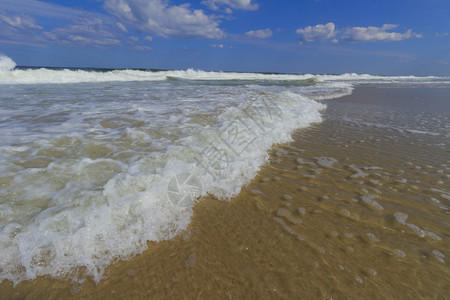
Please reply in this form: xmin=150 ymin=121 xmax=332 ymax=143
xmin=1 ymin=87 xmax=449 ymax=299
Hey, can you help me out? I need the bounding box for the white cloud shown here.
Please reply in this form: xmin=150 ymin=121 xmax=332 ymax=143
xmin=43 ymin=18 xmax=121 ymax=47
xmin=436 ymin=59 xmax=450 ymax=65
xmin=0 ymin=0 xmax=157 ymax=50
xmin=296 ymin=23 xmax=421 ymax=43
xmin=116 ymin=22 xmax=128 ymax=32
xmin=296 ymin=22 xmax=336 ymax=42
xmin=1 ymin=0 xmax=95 ymax=21
xmin=210 ymin=43 xmax=233 ymax=48
xmin=103 ymin=0 xmax=225 ymax=39
xmin=436 ymin=32 xmax=449 ymax=37
xmin=0 ymin=10 xmax=44 ymax=44
xmin=342 ymin=24 xmax=422 ymax=42
xmin=202 ymin=0 xmax=258 ymax=11
xmin=1 ymin=1 xmax=125 ymax=47
xmin=245 ymin=28 xmax=272 ymax=39
xmin=0 ymin=12 xmax=42 ymax=31
xmin=133 ymin=45 xmax=152 ymax=51
xmin=144 ymin=36 xmax=153 ymax=42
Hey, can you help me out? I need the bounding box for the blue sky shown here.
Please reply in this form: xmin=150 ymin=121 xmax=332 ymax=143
xmin=1 ymin=0 xmax=449 ymax=75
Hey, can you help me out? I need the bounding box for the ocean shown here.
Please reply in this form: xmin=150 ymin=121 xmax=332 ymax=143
xmin=0 ymin=55 xmax=449 ymax=298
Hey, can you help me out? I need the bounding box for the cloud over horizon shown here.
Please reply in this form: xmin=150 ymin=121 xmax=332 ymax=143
xmin=296 ymin=23 xmax=422 ymax=43
xmin=342 ymin=24 xmax=422 ymax=42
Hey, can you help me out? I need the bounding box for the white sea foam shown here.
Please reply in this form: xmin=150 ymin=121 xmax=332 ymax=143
xmin=0 ymin=66 xmax=331 ymax=285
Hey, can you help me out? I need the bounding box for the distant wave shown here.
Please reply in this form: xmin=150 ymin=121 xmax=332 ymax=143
xmin=1 ymin=55 xmax=449 ymax=86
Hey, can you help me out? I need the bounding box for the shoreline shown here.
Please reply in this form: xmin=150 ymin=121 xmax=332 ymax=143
xmin=1 ymin=86 xmax=449 ymax=299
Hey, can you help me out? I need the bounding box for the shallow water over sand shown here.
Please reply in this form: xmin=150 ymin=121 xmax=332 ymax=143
xmin=1 ymin=87 xmax=449 ymax=299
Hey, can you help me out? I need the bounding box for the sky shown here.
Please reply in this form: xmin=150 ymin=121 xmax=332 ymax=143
xmin=1 ymin=0 xmax=449 ymax=75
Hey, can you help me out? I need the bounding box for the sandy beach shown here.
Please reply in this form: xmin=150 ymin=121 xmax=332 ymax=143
xmin=1 ymin=86 xmax=448 ymax=299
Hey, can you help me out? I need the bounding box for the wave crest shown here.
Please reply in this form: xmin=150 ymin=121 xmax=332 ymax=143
xmin=0 ymin=55 xmax=16 ymax=72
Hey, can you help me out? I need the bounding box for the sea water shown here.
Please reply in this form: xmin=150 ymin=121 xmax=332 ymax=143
xmin=0 ymin=55 xmax=448 ymax=285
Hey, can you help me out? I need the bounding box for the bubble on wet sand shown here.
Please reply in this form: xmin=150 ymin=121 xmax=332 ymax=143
xmin=315 ymin=156 xmax=338 ymax=168
xmin=184 ymin=253 xmax=197 ymax=268
xmin=251 ymin=188 xmax=264 ymax=195
xmin=349 ymin=164 xmax=368 ymax=179
xmin=393 ymin=249 xmax=406 ymax=258
xmin=277 ymin=208 xmax=302 ymax=224
xmin=355 ymin=276 xmax=363 ymax=284
xmin=273 ymin=217 xmax=304 ymax=241
xmin=283 ymin=194 xmax=293 ymax=200
xmin=394 ymin=212 xmax=442 ymax=240
xmin=366 ymin=232 xmax=380 ymax=242
xmin=361 ymin=194 xmax=384 ymax=211
xmin=368 ymin=268 xmax=378 ymax=276
xmin=394 ymin=212 xmax=408 ymax=224
xmin=341 ymin=208 xmax=351 ymax=217
xmin=430 ymin=197 xmax=441 ymax=204
xmin=432 ymin=250 xmax=445 ymax=263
